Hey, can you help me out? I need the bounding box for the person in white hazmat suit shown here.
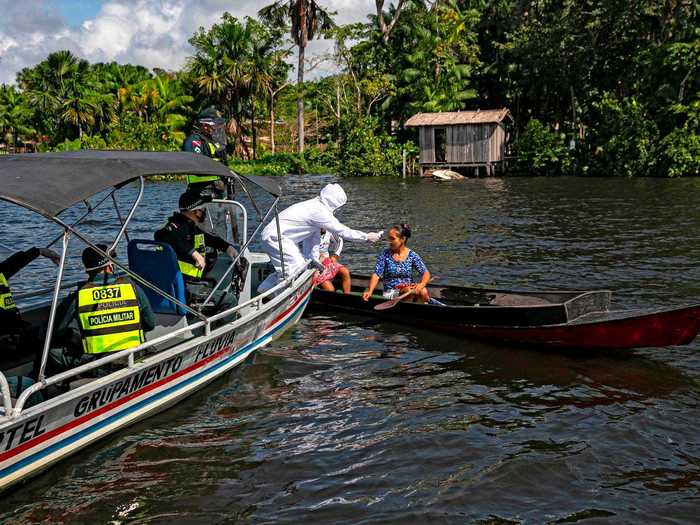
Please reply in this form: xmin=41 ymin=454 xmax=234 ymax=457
xmin=257 ymin=183 xmax=383 ymax=293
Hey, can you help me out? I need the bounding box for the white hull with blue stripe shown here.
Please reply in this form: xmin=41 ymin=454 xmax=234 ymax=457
xmin=0 ymin=270 xmax=314 ymax=492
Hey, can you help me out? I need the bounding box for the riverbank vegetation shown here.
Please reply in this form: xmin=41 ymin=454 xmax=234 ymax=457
xmin=1 ymin=1 xmax=699 ymax=177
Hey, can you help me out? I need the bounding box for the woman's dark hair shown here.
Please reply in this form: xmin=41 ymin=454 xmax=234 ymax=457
xmin=391 ymin=223 xmax=412 ymax=240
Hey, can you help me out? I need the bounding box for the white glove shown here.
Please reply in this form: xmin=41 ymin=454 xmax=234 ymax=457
xmin=192 ymin=251 xmax=206 ymax=270
xmin=226 ymin=245 xmax=239 ymax=259
xmin=367 ymin=231 xmax=384 ymax=242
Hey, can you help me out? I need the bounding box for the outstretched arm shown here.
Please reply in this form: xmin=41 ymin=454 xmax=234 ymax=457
xmin=321 ymin=215 xmax=369 ymax=241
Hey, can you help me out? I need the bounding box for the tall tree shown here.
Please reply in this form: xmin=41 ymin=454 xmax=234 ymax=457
xmin=259 ymin=0 xmax=335 ymax=152
xmin=375 ymin=0 xmax=408 ymax=43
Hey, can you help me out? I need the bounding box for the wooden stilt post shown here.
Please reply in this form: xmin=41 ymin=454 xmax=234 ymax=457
xmin=402 ymin=148 xmax=406 ymax=178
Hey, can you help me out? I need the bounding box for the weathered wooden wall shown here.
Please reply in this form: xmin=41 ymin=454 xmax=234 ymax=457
xmin=418 ymin=123 xmax=507 ymax=165
xmin=419 ymin=127 xmax=435 ymax=163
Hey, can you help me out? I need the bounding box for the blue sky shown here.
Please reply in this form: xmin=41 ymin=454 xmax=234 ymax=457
xmin=55 ymin=0 xmax=103 ymax=26
xmin=0 ymin=0 xmax=372 ymax=84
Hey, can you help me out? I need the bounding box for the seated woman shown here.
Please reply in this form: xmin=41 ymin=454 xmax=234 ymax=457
xmin=312 ymin=229 xmax=351 ymax=293
xmin=362 ymin=224 xmax=430 ymax=304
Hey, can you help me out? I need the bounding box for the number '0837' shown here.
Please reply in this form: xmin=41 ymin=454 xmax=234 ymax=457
xmin=92 ymin=288 xmax=122 ymax=301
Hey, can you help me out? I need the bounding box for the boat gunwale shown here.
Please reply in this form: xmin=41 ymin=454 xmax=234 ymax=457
xmin=5 ymin=267 xmax=315 ymax=424
xmin=312 ymin=287 xmax=700 ymax=329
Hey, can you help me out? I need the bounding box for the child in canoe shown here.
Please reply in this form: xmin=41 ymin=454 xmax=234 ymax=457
xmin=362 ymin=223 xmax=431 ymax=304
xmin=312 ymin=228 xmax=352 ymax=293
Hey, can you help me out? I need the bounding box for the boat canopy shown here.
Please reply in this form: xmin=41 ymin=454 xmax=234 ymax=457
xmin=0 ymin=150 xmax=281 ymax=218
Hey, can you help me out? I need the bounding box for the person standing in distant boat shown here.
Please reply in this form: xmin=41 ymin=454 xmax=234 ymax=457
xmin=362 ymin=224 xmax=431 ymax=304
xmin=313 ymin=229 xmax=352 ymax=293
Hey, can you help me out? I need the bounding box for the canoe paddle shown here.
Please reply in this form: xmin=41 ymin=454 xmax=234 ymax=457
xmin=373 ymin=277 xmax=437 ymax=311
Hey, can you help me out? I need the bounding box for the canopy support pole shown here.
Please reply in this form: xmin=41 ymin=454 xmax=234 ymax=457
xmin=275 ymin=203 xmax=286 ymax=280
xmin=111 ymin=177 xmax=144 ymax=250
xmin=55 ymin=220 xmax=208 ymax=323
xmin=200 ymin=197 xmax=279 ymax=309
xmin=38 ymin=229 xmax=69 ymax=382
xmin=109 ymin=177 xmax=143 ymax=251
xmin=232 ymin=173 xmax=262 ymax=218
xmin=45 ymin=193 xmax=112 ymax=250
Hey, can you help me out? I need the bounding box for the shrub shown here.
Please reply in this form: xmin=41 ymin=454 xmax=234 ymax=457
xmin=589 ymin=94 xmax=659 ymax=177
xmin=337 ymin=116 xmax=404 ymax=176
xmin=512 ymin=119 xmax=572 ymax=175
xmin=655 ymin=129 xmax=700 ymax=177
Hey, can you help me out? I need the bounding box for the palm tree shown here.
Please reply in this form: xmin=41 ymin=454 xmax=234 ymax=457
xmin=188 ymin=14 xmax=256 ymax=158
xmin=259 ymin=0 xmax=335 ymax=152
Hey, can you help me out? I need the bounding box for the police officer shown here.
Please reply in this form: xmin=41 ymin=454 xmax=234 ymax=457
xmin=1 ymin=246 xmax=60 ymax=338
xmin=155 ymin=191 xmax=239 ymax=287
xmin=182 ymin=108 xmax=229 ymax=197
xmin=46 ymin=244 xmax=155 ymax=375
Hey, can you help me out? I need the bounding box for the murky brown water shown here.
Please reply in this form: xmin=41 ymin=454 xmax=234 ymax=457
xmin=2 ymin=175 xmax=700 ymax=523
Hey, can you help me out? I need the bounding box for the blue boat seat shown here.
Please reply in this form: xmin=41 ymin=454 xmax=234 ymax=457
xmin=127 ymin=240 xmax=187 ymax=316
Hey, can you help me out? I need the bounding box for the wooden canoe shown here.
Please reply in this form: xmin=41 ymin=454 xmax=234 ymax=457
xmin=308 ymin=275 xmax=700 ymax=350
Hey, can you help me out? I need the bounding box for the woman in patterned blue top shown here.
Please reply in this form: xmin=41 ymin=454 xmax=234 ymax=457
xmin=362 ymin=224 xmax=431 ymax=304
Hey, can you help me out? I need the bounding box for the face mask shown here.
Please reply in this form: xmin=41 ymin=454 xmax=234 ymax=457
xmin=200 ymin=118 xmax=227 ymax=147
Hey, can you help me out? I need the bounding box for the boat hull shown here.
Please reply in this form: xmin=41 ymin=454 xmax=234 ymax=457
xmin=411 ymin=305 xmax=700 ymax=349
xmin=309 ymin=277 xmax=700 ymax=350
xmin=0 ymin=271 xmax=314 ymax=492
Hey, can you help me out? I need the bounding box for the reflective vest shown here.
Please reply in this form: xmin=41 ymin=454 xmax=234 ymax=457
xmin=178 ymin=233 xmax=205 ymax=279
xmin=0 ymin=272 xmax=16 ymax=312
xmin=77 ymin=278 xmax=144 ymax=354
xmin=186 ymin=142 xmax=222 ymax=184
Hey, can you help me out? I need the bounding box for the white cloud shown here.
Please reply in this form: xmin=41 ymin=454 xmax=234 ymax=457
xmin=0 ymin=0 xmax=374 ymax=84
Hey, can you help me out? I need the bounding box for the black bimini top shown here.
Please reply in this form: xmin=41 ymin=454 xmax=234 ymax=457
xmin=0 ymin=150 xmax=281 ymax=218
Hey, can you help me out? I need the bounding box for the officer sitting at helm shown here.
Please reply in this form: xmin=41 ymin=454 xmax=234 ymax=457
xmin=154 ymin=190 xmax=241 ymax=307
xmin=45 ymin=245 xmax=155 ymax=376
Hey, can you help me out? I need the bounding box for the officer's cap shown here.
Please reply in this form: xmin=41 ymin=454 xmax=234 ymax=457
xmin=179 ymin=191 xmax=212 ymax=211
xmin=82 ymin=244 xmax=114 ymax=272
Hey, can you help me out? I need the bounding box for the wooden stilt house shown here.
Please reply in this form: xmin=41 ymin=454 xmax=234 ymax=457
xmin=405 ymin=108 xmax=513 ymax=176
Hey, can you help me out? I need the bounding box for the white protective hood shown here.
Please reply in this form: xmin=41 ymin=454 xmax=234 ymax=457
xmin=261 ymin=183 xmax=368 ymax=261
xmin=318 ymin=183 xmax=347 ymax=212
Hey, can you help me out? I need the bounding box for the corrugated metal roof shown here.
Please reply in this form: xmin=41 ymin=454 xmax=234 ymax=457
xmin=405 ymin=108 xmax=512 ymax=127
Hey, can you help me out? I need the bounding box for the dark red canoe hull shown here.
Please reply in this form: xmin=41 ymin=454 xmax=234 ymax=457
xmin=309 ymin=276 xmax=700 ymax=350
xmin=415 ymin=305 xmax=700 ymax=349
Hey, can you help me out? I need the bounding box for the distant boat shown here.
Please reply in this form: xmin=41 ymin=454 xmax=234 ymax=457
xmin=429 ymin=169 xmax=465 ymax=181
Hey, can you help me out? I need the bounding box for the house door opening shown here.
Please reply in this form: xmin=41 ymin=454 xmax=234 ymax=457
xmin=434 ymin=128 xmax=447 ymax=163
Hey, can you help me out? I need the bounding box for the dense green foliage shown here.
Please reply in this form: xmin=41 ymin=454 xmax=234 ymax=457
xmin=1 ymin=2 xmax=700 ymax=177
xmin=229 ymin=147 xmax=337 ymax=176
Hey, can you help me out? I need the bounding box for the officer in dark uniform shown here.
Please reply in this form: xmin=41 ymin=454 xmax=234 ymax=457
xmin=155 ymin=192 xmax=241 ymax=307
xmin=182 ymin=108 xmax=229 ymax=197
xmin=45 ymin=244 xmax=155 ymax=375
xmin=0 ymin=246 xmax=59 ymax=338
xmin=183 ymin=108 xmax=240 ymax=242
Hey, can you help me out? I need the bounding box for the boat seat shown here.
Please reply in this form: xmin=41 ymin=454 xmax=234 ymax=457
xmin=148 ymin=313 xmax=193 ymax=348
xmin=128 ymin=240 xmax=187 ymax=316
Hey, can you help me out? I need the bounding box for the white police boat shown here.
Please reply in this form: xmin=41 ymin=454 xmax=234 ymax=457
xmin=0 ymin=151 xmax=314 ymax=491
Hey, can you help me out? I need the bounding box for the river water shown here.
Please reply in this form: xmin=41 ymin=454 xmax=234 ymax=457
xmin=2 ymin=175 xmax=700 ymax=523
